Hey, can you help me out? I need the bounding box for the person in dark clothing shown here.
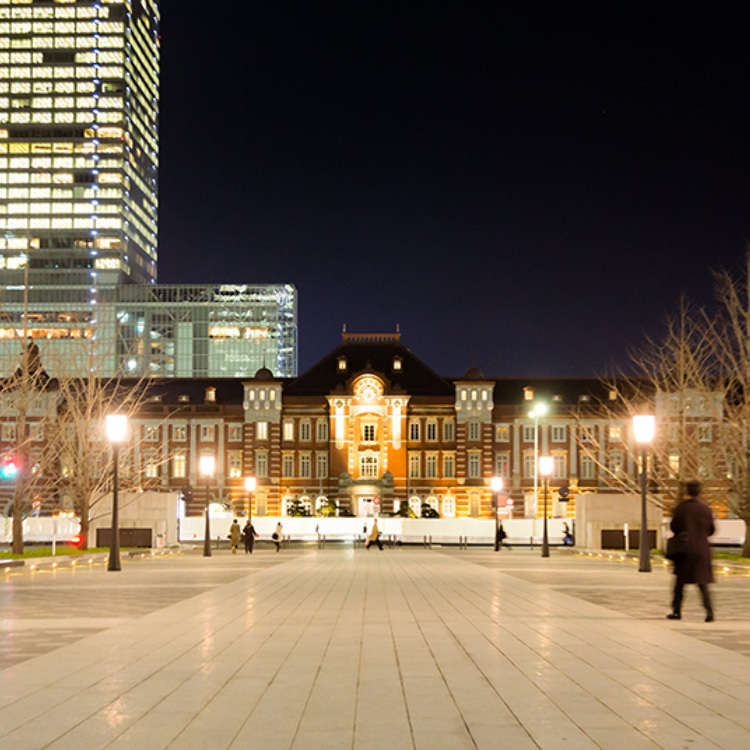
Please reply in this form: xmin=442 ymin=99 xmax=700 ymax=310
xmin=667 ymin=480 xmax=715 ymax=622
xmin=242 ymin=520 xmax=257 ymax=554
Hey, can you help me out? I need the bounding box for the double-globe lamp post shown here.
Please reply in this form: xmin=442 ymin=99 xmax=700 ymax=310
xmin=633 ymin=414 xmax=656 ymax=573
xmin=199 ymin=454 xmax=216 ymax=558
xmin=105 ymin=414 xmax=128 ymax=572
xmin=491 ymin=476 xmax=504 ymax=551
xmin=539 ymin=455 xmax=554 ymax=558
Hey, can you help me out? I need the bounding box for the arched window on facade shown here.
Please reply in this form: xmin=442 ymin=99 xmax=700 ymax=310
xmin=409 ymin=496 xmax=421 ymax=517
xmin=441 ymin=495 xmax=455 ymax=518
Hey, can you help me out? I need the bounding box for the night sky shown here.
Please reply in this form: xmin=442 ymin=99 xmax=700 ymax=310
xmin=158 ymin=3 xmax=749 ymax=378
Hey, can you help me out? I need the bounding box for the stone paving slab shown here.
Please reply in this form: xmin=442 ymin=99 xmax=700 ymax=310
xmin=2 ymin=548 xmax=750 ymax=748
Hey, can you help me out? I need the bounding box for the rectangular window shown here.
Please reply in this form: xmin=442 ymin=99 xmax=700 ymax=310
xmin=443 ymin=419 xmax=455 ymax=442
xmin=1 ymin=422 xmax=16 ymax=442
xmin=172 ymin=451 xmax=186 ymax=479
xmin=608 ymin=449 xmax=624 ymax=476
xmin=282 ymin=454 xmax=294 ymax=477
xmin=256 ymin=421 xmax=268 ymax=440
xmin=255 ymin=451 xmax=268 ymax=478
xmin=173 ymin=425 xmax=186 ymax=441
xmin=522 ymin=424 xmax=535 ymax=442
xmin=409 ymin=453 xmax=420 ymax=478
xmin=143 ymin=449 xmax=159 ymax=479
xmin=227 ymin=450 xmax=242 ymax=478
xmin=698 ymin=451 xmax=713 ymax=479
xmin=200 ymin=424 xmax=215 ymax=442
xmin=144 ymin=425 xmax=159 ymax=442
xmin=283 ymin=420 xmax=294 ymax=442
xmin=299 ymin=421 xmax=311 ymax=442
xmin=580 ymin=455 xmax=595 ymax=479
xmin=425 ymin=420 xmax=437 ymax=442
xmin=227 ymin=424 xmax=243 ymax=442
xmin=609 ymin=425 xmax=622 ymax=442
xmin=551 ymin=425 xmax=566 ymax=443
xmin=425 ymin=454 xmax=438 ymax=478
xmin=316 ymin=452 xmax=328 ymax=478
xmin=299 ymin=453 xmax=312 ymax=478
xmin=523 ymin=453 xmax=535 ymax=478
xmin=360 ymin=454 xmax=378 ymax=478
xmin=553 ymin=453 xmax=566 ymax=479
xmin=409 ymin=420 xmax=420 ymax=442
xmin=495 ymin=424 xmax=510 ymax=442
xmin=698 ymin=423 xmax=712 ymax=443
xmin=495 ymin=452 xmax=510 ymax=478
xmin=668 ymin=453 xmax=680 ymax=475
xmin=316 ymin=419 xmax=328 ymax=442
xmin=443 ymin=454 xmax=455 ymax=477
xmin=468 ymin=452 xmax=481 ymax=478
xmin=468 ymin=420 xmax=481 ymax=441
xmin=579 ymin=426 xmax=594 ymax=443
xmin=361 ymin=423 xmax=376 ymax=443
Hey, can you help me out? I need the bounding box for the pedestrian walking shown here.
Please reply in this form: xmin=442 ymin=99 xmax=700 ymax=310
xmin=365 ymin=520 xmax=383 ymax=550
xmin=242 ymin=519 xmax=257 ymax=554
xmin=497 ymin=521 xmax=510 ymax=549
xmin=229 ymin=519 xmax=241 ymax=554
xmin=272 ymin=521 xmax=283 ymax=552
xmin=667 ymin=480 xmax=715 ymax=622
xmin=562 ymin=522 xmax=574 ymax=546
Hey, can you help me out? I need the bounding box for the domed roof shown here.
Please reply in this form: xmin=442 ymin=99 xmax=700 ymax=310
xmin=462 ymin=367 xmax=485 ymax=380
xmin=254 ymin=367 xmax=274 ymax=380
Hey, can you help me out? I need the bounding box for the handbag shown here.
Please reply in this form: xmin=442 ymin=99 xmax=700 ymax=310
xmin=666 ymin=531 xmax=689 ymax=561
xmin=272 ymin=532 xmax=279 ymax=540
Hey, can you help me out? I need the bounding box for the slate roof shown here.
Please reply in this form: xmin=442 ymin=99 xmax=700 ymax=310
xmin=283 ymin=340 xmax=454 ymax=397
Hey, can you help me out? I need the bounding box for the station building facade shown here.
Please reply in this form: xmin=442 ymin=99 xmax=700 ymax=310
xmin=0 ymin=330 xmax=731 ymax=520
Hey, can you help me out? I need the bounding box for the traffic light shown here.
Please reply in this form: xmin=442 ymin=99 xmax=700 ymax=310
xmin=0 ymin=457 xmax=18 ymax=479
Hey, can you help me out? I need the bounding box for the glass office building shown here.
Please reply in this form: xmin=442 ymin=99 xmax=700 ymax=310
xmin=0 ymin=0 xmax=160 ymax=287
xmin=0 ymin=3 xmax=300 ymax=379
xmin=0 ymin=283 xmax=298 ymax=377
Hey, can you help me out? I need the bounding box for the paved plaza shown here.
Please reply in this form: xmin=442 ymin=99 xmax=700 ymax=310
xmin=3 ymin=548 xmax=750 ymax=748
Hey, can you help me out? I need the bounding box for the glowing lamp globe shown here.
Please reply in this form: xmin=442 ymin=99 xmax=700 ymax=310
xmin=105 ymin=414 xmax=128 ymax=444
xmin=632 ymin=415 xmax=656 ymax=444
xmin=539 ymin=456 xmax=554 ymax=477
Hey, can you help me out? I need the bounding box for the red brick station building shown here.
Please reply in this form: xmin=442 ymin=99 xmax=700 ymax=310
xmin=123 ymin=330 xmax=646 ymax=521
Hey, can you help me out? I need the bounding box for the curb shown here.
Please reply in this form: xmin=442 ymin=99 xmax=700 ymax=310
xmin=1 ymin=547 xmax=182 ymax=575
xmin=565 ymin=547 xmax=750 ymax=576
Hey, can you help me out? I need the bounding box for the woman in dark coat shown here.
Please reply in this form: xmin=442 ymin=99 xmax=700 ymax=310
xmin=668 ymin=480 xmax=715 ymax=622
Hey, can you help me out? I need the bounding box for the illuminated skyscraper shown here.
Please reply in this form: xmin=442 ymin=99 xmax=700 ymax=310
xmin=0 ymin=0 xmax=160 ymax=286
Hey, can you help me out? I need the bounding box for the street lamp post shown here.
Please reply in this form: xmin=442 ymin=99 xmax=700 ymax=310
xmin=199 ymin=454 xmax=216 ymax=558
xmin=633 ymin=415 xmax=656 ymax=573
xmin=244 ymin=476 xmax=256 ymax=521
xmin=529 ymin=403 xmax=547 ymax=519
xmin=491 ymin=476 xmax=503 ymax=551
xmin=539 ymin=455 xmax=553 ymax=558
xmin=105 ymin=414 xmax=128 ymax=572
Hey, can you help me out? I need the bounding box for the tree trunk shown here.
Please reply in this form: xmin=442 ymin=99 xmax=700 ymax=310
xmin=11 ymin=500 xmax=23 ymax=555
xmin=79 ymin=516 xmax=89 ymax=550
xmin=743 ymin=519 xmax=750 ymax=558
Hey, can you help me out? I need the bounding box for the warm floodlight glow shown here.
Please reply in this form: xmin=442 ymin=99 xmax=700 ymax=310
xmin=199 ymin=454 xmax=216 ymax=477
xmin=539 ymin=456 xmax=554 ymax=476
xmin=632 ymin=415 xmax=656 ymax=444
xmin=529 ymin=402 xmax=547 ymax=419
xmin=490 ymin=476 xmax=504 ymax=493
xmin=105 ymin=414 xmax=128 ymax=443
xmin=244 ymin=476 xmax=256 ymax=492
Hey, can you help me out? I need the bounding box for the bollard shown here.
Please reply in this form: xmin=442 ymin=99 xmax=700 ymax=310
xmin=530 ymin=535 xmax=534 ymax=549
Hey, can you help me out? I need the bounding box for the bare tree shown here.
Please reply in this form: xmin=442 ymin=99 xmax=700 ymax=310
xmin=577 ymin=296 xmax=723 ymax=513
xmin=0 ymin=341 xmax=60 ymax=554
xmin=50 ymin=371 xmax=172 ymax=550
xmin=710 ymin=251 xmax=750 ymax=554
